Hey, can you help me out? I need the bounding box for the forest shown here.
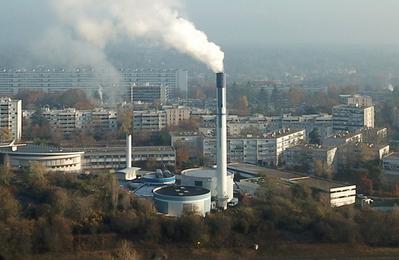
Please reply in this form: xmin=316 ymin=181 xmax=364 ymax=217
xmin=2 ymin=163 xmax=399 ymax=259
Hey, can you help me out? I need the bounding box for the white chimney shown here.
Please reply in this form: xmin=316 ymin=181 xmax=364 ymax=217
xmin=126 ymin=134 xmax=132 ymax=168
xmin=216 ymin=72 xmax=227 ymax=209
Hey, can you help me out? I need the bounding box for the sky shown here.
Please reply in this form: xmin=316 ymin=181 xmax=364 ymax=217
xmin=1 ymin=0 xmax=399 ymax=49
xmin=183 ymin=0 xmax=399 ymax=47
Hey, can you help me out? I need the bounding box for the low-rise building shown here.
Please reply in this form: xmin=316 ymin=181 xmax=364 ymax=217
xmin=164 ymin=106 xmax=191 ymax=127
xmin=228 ymin=163 xmax=356 ymax=208
xmin=68 ymin=146 xmax=176 ymax=170
xmin=0 ymin=144 xmax=84 ymax=173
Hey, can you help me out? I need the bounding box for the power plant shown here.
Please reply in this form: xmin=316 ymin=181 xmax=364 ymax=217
xmin=152 ymin=72 xmax=234 ymax=216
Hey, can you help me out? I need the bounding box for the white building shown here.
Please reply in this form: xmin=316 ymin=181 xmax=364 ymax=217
xmin=283 ymin=144 xmax=337 ymax=174
xmin=180 ymin=168 xmax=235 ymax=203
xmin=0 ymin=97 xmax=22 ymax=141
xmin=164 ymin=106 xmax=191 ymax=127
xmin=332 ymin=104 xmax=374 ymax=132
xmin=0 ymin=68 xmax=188 ymax=99
xmin=41 ymin=108 xmax=117 ymax=135
xmin=0 ymin=144 xmax=84 ymax=173
xmin=203 ymin=128 xmax=306 ymax=166
xmin=133 ymin=110 xmax=166 ymax=131
xmin=67 ymin=146 xmax=176 ymax=170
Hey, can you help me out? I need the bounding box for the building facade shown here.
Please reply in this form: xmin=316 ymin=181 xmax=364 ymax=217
xmin=0 ymin=97 xmax=22 ymax=141
xmin=132 ymin=110 xmax=166 ymax=131
xmin=203 ymin=129 xmax=306 ymax=166
xmin=332 ymin=104 xmax=375 ymax=132
xmin=0 ymin=68 xmax=188 ymax=99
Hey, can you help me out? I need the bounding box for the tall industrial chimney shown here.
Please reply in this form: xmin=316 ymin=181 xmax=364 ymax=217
xmin=126 ymin=134 xmax=132 ymax=168
xmin=216 ymin=72 xmax=227 ymax=209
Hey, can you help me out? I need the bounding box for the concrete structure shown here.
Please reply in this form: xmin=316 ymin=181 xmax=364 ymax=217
xmin=0 ymin=97 xmax=22 ymax=141
xmin=228 ymin=163 xmax=356 ymax=207
xmin=65 ymin=146 xmax=176 ymax=170
xmin=332 ymin=104 xmax=374 ymax=132
xmin=153 ymin=185 xmax=211 ymax=217
xmin=360 ymin=127 xmax=388 ymax=144
xmin=346 ymin=95 xmax=373 ymax=107
xmin=203 ymin=128 xmax=306 ymax=166
xmin=0 ymin=68 xmax=188 ymax=99
xmin=40 ymin=108 xmax=117 ymax=135
xmin=283 ymin=144 xmax=337 ymax=175
xmin=129 ymin=84 xmax=169 ymax=104
xmin=180 ymin=168 xmax=234 ymax=203
xmin=0 ymin=144 xmax=84 ymax=173
xmin=132 ymin=110 xmax=166 ymax=131
xmin=383 ymin=153 xmax=399 ymax=175
xmin=142 ymin=169 xmax=176 ymax=185
xmin=164 ymin=106 xmax=191 ymax=127
xmin=216 ymin=72 xmax=228 ymax=208
xmin=323 ymin=132 xmax=363 ymax=146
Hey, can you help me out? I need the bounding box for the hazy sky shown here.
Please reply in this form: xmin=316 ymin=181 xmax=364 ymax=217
xmin=1 ymin=0 xmax=399 ymax=51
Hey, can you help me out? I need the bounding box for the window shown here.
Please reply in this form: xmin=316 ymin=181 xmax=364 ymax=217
xmin=194 ymin=181 xmax=203 ymax=187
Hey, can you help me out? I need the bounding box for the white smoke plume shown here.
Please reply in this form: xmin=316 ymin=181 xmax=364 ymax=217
xmin=50 ymin=0 xmax=224 ymax=72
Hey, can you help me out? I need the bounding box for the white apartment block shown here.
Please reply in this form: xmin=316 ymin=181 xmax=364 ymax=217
xmin=332 ymin=104 xmax=374 ymax=132
xmin=133 ymin=110 xmax=166 ymax=131
xmin=0 ymin=68 xmax=188 ymax=99
xmin=163 ymin=106 xmax=191 ymax=127
xmin=200 ymin=113 xmax=332 ymax=139
xmin=203 ymin=128 xmax=305 ymax=166
xmin=41 ymin=108 xmax=117 ymax=135
xmin=283 ymin=144 xmax=337 ymax=174
xmin=0 ymin=97 xmax=22 ymax=141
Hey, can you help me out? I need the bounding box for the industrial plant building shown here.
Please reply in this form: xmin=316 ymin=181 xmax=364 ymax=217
xmin=153 ymin=185 xmax=211 ymax=217
xmin=0 ymin=97 xmax=22 ymax=141
xmin=180 ymin=168 xmax=235 ymax=204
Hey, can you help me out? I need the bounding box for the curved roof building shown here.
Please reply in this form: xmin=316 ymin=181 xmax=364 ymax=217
xmin=153 ymin=185 xmax=211 ymax=217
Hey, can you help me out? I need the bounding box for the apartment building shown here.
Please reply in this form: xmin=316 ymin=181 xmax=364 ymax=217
xmin=203 ymin=128 xmax=306 ymax=166
xmin=132 ymin=110 xmax=166 ymax=131
xmin=332 ymin=104 xmax=374 ymax=131
xmin=0 ymin=97 xmax=22 ymax=141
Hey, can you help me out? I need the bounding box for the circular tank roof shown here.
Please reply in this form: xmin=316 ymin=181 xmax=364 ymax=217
xmin=153 ymin=185 xmax=210 ymax=197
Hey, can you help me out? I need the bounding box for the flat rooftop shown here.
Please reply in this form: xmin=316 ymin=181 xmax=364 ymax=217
xmin=0 ymin=144 xmax=83 ymax=155
xmin=228 ymin=163 xmax=354 ymax=191
xmin=182 ymin=168 xmax=233 ymax=178
xmin=154 ymin=185 xmax=210 ymax=197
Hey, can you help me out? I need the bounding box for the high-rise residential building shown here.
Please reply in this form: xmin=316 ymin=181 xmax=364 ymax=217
xmin=332 ymin=104 xmax=374 ymax=132
xmin=129 ymin=84 xmax=169 ymax=104
xmin=0 ymin=97 xmax=22 ymax=141
xmin=0 ymin=68 xmax=188 ymax=99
